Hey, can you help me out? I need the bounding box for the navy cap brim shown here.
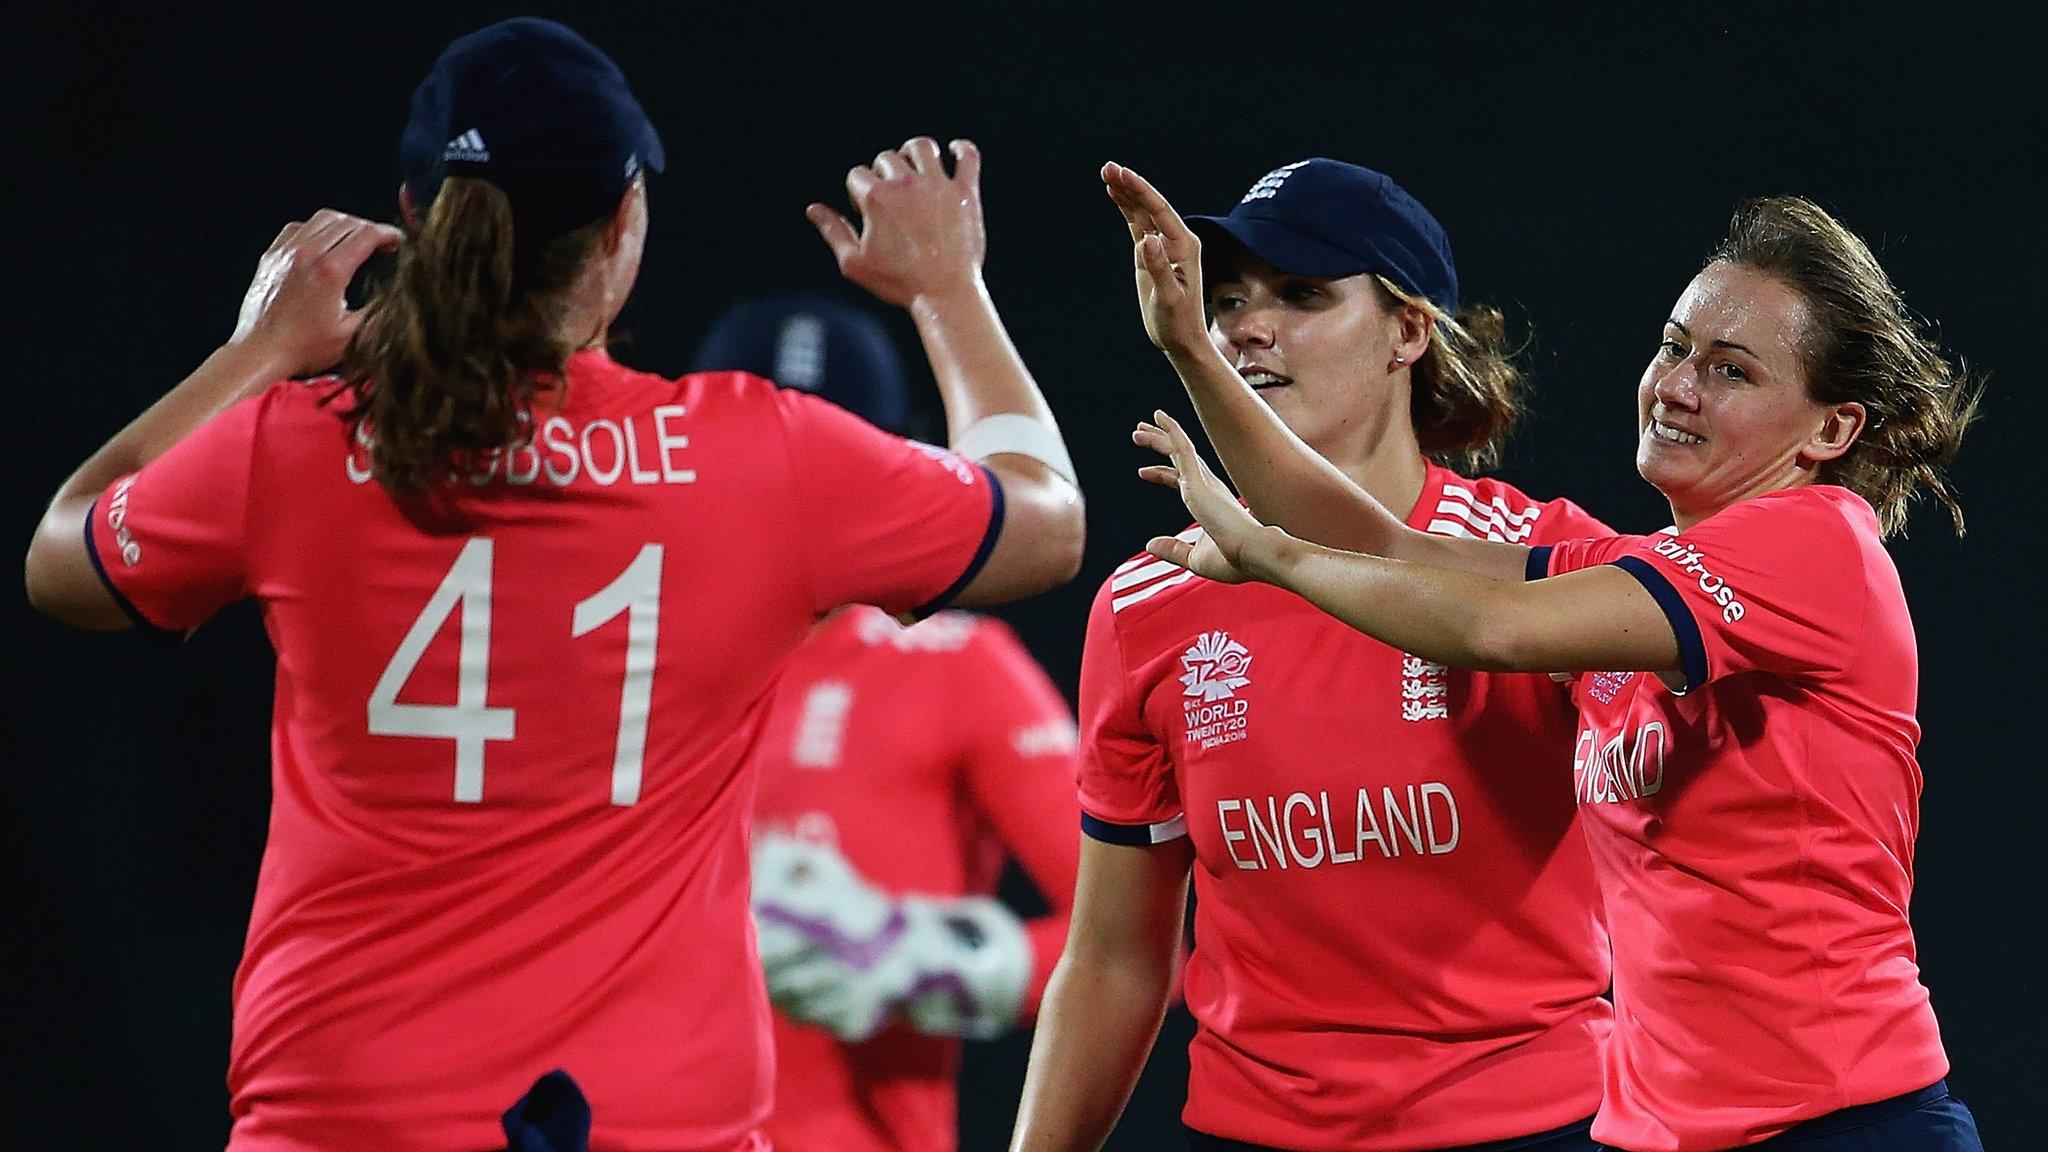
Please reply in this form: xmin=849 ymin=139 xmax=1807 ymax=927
xmin=1187 ymin=215 xmax=1373 ymax=280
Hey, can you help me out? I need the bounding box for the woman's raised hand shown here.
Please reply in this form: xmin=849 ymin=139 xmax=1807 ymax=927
xmin=230 ymin=210 xmax=403 ymax=380
xmin=1102 ymin=162 xmax=1208 ymax=357
xmin=1135 ymin=410 xmax=1273 ymax=585
xmin=810 ymin=137 xmax=986 ymax=308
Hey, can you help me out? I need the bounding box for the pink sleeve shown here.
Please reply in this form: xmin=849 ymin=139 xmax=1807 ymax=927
xmin=1537 ymin=492 xmax=1864 ymax=691
xmin=87 ymin=392 xmax=265 ymax=634
xmin=1528 ymin=530 xmax=1635 ymax=583
xmin=1075 ymin=580 xmax=1185 ymax=845
xmin=1614 ymin=492 xmax=1864 ymax=691
xmin=955 ymin=621 xmax=1081 ymax=1016
xmin=778 ymin=389 xmax=1002 ymax=619
xmin=1531 ymin=496 xmax=1618 ymax=545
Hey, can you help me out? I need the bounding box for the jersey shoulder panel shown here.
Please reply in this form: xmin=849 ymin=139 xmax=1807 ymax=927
xmin=1098 ymin=525 xmax=1210 ymax=622
xmin=1420 ymin=472 xmax=1568 ymax=544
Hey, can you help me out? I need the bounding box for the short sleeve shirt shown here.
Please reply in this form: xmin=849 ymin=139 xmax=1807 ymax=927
xmin=88 ymin=352 xmax=1003 ymax=1152
xmin=1537 ymin=485 xmax=1948 ymax=1151
xmin=1077 ymin=463 xmax=1615 ymax=1152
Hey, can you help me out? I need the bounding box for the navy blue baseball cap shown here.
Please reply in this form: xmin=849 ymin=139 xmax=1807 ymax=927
xmin=692 ymin=296 xmax=911 ymax=433
xmin=400 ymin=18 xmax=665 ymax=238
xmin=1188 ymin=158 xmax=1459 ymax=314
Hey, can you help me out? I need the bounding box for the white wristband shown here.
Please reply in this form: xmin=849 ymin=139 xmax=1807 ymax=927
xmin=952 ymin=413 xmax=1078 ymax=486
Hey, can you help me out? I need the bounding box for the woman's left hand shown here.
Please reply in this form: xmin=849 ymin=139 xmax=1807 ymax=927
xmin=1134 ymin=410 xmax=1277 ymax=585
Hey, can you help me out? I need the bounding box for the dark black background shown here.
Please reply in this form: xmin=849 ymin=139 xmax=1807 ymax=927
xmin=8 ymin=3 xmax=2041 ymax=1148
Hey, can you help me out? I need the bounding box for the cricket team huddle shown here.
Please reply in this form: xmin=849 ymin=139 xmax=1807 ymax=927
xmin=23 ymin=17 xmax=1988 ymax=1152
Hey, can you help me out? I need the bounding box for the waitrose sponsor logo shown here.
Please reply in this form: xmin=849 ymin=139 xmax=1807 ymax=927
xmin=1652 ymin=537 xmax=1746 ymax=624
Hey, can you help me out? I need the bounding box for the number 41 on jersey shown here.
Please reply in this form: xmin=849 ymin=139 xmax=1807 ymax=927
xmin=366 ymin=537 xmax=664 ymax=805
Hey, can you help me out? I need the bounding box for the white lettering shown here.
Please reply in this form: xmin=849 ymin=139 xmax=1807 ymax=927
xmin=1575 ymin=720 xmax=1671 ymax=804
xmin=1216 ymin=800 xmax=1256 ymax=870
xmin=1321 ymin=790 xmax=1357 ymax=864
xmin=582 ymin=420 xmax=626 ymax=485
xmin=653 ymin=404 xmax=696 ymax=483
xmin=504 ymin=441 xmax=541 ymax=485
xmin=542 ymin=417 xmax=580 ymax=485
xmin=1283 ymin=792 xmax=1323 ymax=868
xmin=346 ymin=423 xmax=376 ymax=484
xmin=345 ymin=411 xmax=702 ymax=491
xmin=1244 ymin=797 xmax=1288 ymax=870
xmin=105 ymin=477 xmax=142 ymax=566
xmin=1383 ymin=785 xmax=1425 ymax=856
xmin=1217 ymin=782 xmax=1464 ymax=870
xmin=1652 ymin=537 xmax=1747 ymax=624
xmin=1421 ymin=782 xmax=1460 ymax=854
xmin=621 ymin=415 xmax=660 ymax=484
xmin=1356 ymin=787 xmax=1389 ymax=858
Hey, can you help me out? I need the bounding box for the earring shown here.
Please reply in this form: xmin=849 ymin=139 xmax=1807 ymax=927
xmin=1393 ymin=355 xmax=1406 ymax=366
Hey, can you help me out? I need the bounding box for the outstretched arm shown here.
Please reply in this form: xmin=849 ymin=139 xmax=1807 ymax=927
xmin=25 ymin=212 xmax=402 ymax=629
xmin=1103 ymin=163 xmax=1526 ymax=581
xmin=811 ymin=137 xmax=1084 ymax=603
xmin=1143 ymin=411 xmax=1680 ymax=677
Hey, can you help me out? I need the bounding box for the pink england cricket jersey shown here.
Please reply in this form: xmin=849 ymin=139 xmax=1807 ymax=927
xmin=1538 ymin=484 xmax=1948 ymax=1151
xmin=87 ymin=352 xmax=1002 ymax=1152
xmin=1078 ymin=462 xmax=1614 ymax=1151
xmin=749 ymin=605 xmax=1079 ymax=1152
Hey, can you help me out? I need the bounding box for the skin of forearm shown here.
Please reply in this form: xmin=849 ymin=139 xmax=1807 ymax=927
xmin=1009 ymin=947 xmax=1178 ymax=1152
xmin=1248 ymin=528 xmax=1526 ymax=670
xmin=1161 ymin=339 xmax=1404 ymax=555
xmin=905 ymin=277 xmax=1085 ymax=599
xmin=1159 ymin=343 xmax=1528 ymax=582
xmin=27 ymin=341 xmax=290 ymax=624
xmin=909 ymin=280 xmax=1059 ymax=438
xmin=48 ymin=341 xmax=289 ymax=509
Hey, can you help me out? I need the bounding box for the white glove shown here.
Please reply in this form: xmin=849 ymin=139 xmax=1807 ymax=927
xmin=750 ymin=831 xmax=1033 ymax=1042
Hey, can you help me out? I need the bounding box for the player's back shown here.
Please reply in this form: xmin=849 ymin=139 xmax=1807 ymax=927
xmin=109 ymin=351 xmax=1004 ymax=1152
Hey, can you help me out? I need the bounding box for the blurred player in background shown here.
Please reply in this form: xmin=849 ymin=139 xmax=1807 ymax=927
xmin=1127 ymin=173 xmax=1984 ymax=1150
xmin=1012 ymin=160 xmax=1613 ymax=1152
xmin=23 ymin=18 xmax=1082 ymax=1152
xmin=695 ymin=296 xmax=1081 ymax=1152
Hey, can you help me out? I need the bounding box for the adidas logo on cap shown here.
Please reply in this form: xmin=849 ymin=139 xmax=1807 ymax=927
xmin=443 ymin=129 xmax=490 ymax=163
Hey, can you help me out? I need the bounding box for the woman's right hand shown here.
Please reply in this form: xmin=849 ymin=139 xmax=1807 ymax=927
xmin=1102 ymin=162 xmax=1209 ymax=358
xmin=229 ymin=209 xmax=402 ymax=382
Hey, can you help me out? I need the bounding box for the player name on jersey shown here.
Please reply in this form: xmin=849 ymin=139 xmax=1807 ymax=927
xmin=345 ymin=405 xmax=700 ymax=488
xmin=1217 ymin=783 xmax=1461 ymax=871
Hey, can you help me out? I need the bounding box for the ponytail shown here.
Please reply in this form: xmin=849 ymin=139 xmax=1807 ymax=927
xmin=1373 ymin=277 xmax=1528 ymax=474
xmin=342 ymin=177 xmax=609 ymax=495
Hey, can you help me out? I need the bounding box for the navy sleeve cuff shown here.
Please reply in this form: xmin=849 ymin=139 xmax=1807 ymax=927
xmin=911 ymin=463 xmax=1007 ymax=620
xmin=82 ymin=496 xmax=180 ymax=642
xmin=1524 ymin=545 xmax=1554 ymax=582
xmin=1080 ymin=812 xmax=1189 ymax=846
xmin=1611 ymin=555 xmax=1707 ymax=693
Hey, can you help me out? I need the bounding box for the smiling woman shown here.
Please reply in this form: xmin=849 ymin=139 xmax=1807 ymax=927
xmin=1127 ymin=191 xmax=1987 ymax=1151
xmin=1688 ymin=197 xmax=1977 ymax=535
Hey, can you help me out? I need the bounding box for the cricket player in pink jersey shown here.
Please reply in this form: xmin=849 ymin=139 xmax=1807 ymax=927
xmin=23 ymin=19 xmax=1083 ymax=1152
xmin=1122 ymin=171 xmax=1984 ymax=1150
xmin=693 ymin=297 xmax=1081 ymax=1152
xmin=1013 ymin=160 xmax=1614 ymax=1152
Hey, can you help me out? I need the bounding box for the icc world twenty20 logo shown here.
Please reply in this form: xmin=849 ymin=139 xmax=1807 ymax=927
xmin=1180 ymin=631 xmax=1253 ymax=702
